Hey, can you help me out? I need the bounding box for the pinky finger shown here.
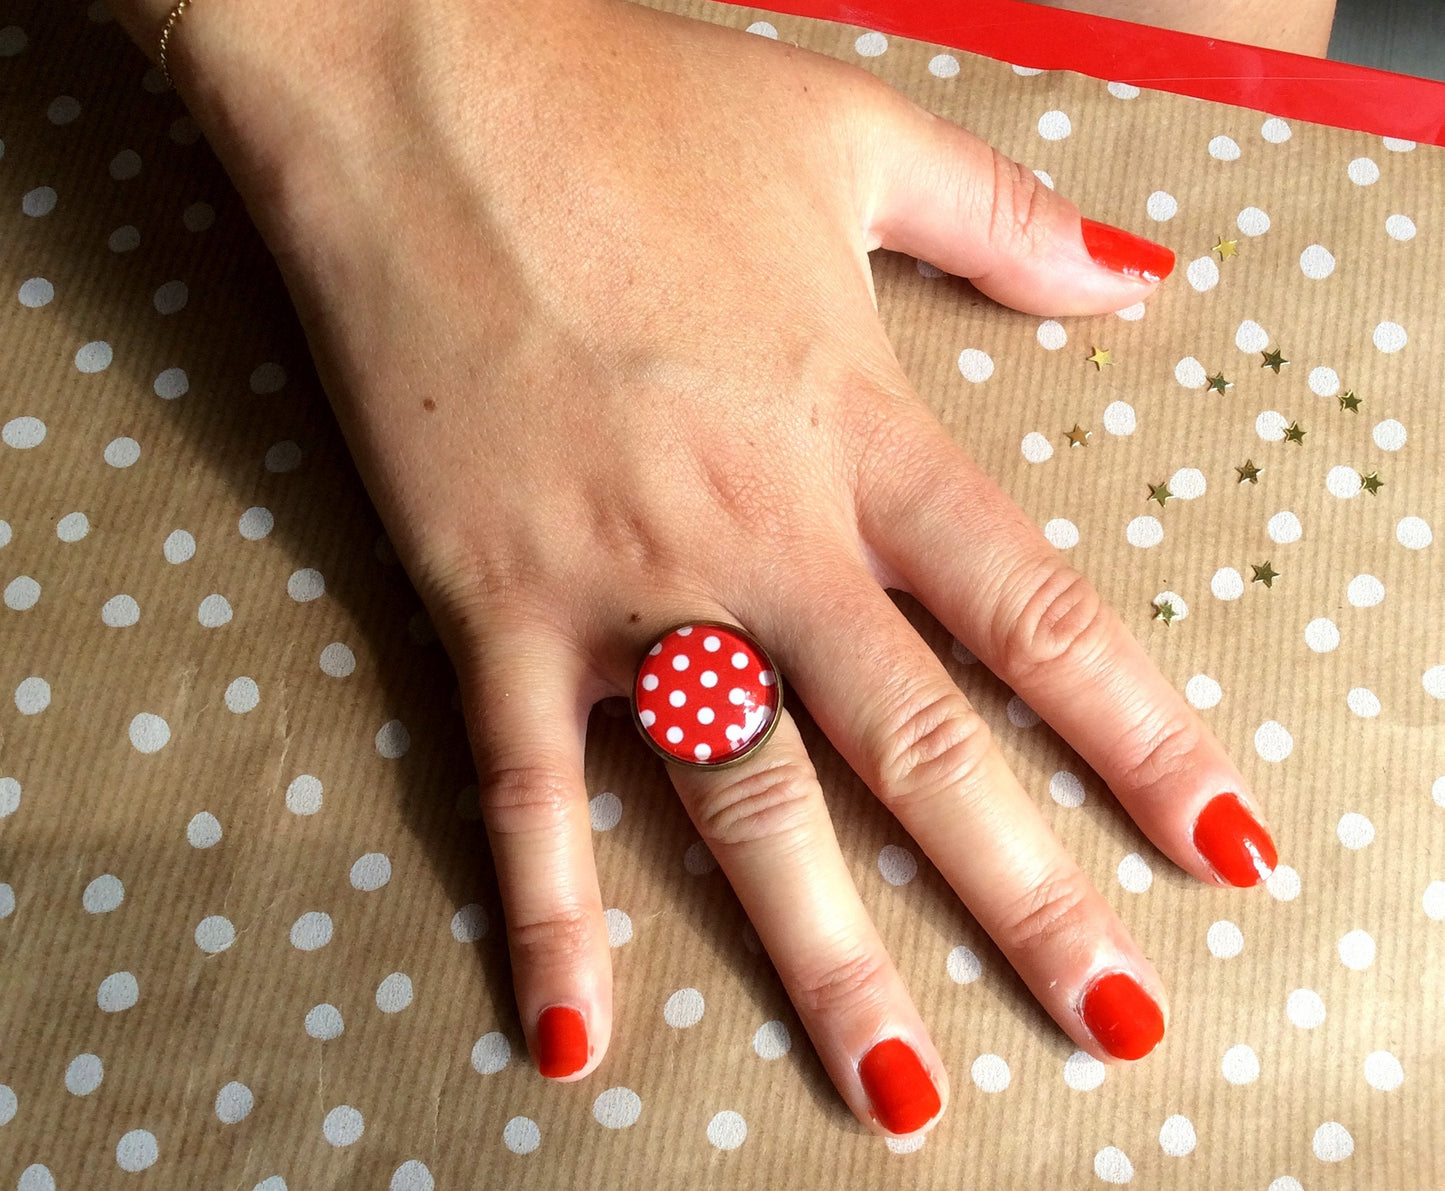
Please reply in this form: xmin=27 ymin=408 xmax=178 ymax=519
xmin=463 ymin=629 xmax=612 ymax=1081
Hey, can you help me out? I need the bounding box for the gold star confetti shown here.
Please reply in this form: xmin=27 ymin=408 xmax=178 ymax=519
xmin=1154 ymin=600 xmax=1178 ymax=625
xmin=1339 ymin=390 xmax=1362 ymax=412
xmin=1251 ymin=561 xmax=1281 ymax=588
xmin=1086 ymin=346 xmax=1113 ymax=370
xmin=1283 ymin=420 xmax=1307 ymax=444
xmin=1235 ymin=459 xmax=1262 ymax=484
xmin=1261 ymin=348 xmax=1289 ymax=372
xmin=1148 ymin=481 xmax=1173 ymax=507
xmin=1065 ymin=423 xmax=1091 ymax=448
xmin=1207 ymin=372 xmax=1233 ymax=394
xmin=1360 ymin=469 xmax=1384 ymax=495
xmin=1212 ymin=237 xmax=1238 ymax=260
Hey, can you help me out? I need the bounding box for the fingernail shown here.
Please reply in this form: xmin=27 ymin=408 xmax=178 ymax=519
xmin=858 ymin=1037 xmax=941 ymax=1135
xmin=1192 ymin=792 xmax=1278 ymax=887
xmin=536 ymin=1004 xmax=589 ymax=1078
xmin=1080 ymin=971 xmax=1165 ymax=1060
xmin=1080 ymin=217 xmax=1176 ymax=283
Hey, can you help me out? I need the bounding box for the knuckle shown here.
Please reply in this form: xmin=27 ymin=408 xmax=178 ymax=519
xmin=986 ymin=147 xmax=1052 ymax=257
xmin=834 ymin=58 xmax=920 ymax=149
xmin=790 ymin=947 xmax=892 ymax=1022
xmin=694 ymin=446 xmax=797 ymax=544
xmin=407 ymin=535 xmax=545 ymax=667
xmin=506 ymin=905 xmax=596 ymax=967
xmin=481 ymin=764 xmax=576 ymax=839
xmin=997 ymin=560 xmax=1110 ymax=686
xmin=845 ymin=381 xmax=943 ymax=515
xmin=877 ymin=689 xmax=994 ymax=809
xmin=997 ymin=869 xmax=1094 ymax=960
xmin=688 ymin=758 xmax=819 ymax=850
xmin=422 ymin=531 xmax=527 ymax=623
xmin=1114 ymin=715 xmax=1205 ymax=800
xmin=582 ymin=492 xmax=680 ymax=586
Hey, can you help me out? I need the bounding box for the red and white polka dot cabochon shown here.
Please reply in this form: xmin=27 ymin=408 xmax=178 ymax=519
xmin=632 ymin=624 xmax=781 ymax=766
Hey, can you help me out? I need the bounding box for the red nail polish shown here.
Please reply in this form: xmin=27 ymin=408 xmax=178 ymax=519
xmin=1080 ymin=971 xmax=1165 ymax=1060
xmin=537 ymin=1005 xmax=588 ymax=1078
xmin=858 ymin=1038 xmax=941 ymax=1134
xmin=1080 ymin=218 xmax=1176 ymax=283
xmin=1193 ymin=793 xmax=1278 ymax=887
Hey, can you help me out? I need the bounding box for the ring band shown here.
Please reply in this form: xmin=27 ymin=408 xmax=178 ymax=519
xmin=632 ymin=621 xmax=782 ymax=768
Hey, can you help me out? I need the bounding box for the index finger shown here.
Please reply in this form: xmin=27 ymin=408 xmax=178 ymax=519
xmin=862 ymin=427 xmax=1279 ymax=889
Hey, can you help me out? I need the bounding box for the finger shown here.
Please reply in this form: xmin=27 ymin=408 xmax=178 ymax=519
xmin=462 ymin=626 xmax=612 ymax=1081
xmin=860 ymin=422 xmax=1279 ymax=889
xmin=751 ymin=564 xmax=1169 ymax=1063
xmin=657 ymin=686 xmax=947 ymax=1137
xmin=855 ymin=84 xmax=1175 ymax=314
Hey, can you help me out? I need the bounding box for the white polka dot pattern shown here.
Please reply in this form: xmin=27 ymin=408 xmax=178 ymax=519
xmin=115 ymin=1129 xmax=158 ymax=1171
xmin=958 ymin=347 xmax=994 ymax=381
xmin=706 ymin=1110 xmax=747 ymax=1150
xmin=633 ymin=625 xmax=778 ymax=764
xmin=1094 ymin=1146 xmax=1134 ymax=1183
xmin=1287 ymin=988 xmax=1326 ymax=1028
xmin=1221 ymin=1044 xmax=1261 ymax=1085
xmin=0 ymin=10 xmax=1439 ymax=1188
xmin=1159 ymin=1114 xmax=1197 ymax=1156
xmin=1208 ymin=135 xmax=1240 ymax=160
xmin=1063 ymin=1050 xmax=1105 ymax=1091
xmin=752 ymin=1020 xmax=791 ymax=1059
xmin=1313 ymin=1122 xmax=1354 ymax=1161
xmin=970 ymin=1053 xmax=1010 ymax=1092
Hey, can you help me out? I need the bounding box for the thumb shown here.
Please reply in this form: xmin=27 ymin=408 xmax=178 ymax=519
xmin=859 ymin=101 xmax=1175 ymax=316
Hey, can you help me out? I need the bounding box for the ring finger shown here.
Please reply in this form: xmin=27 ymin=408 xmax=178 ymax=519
xmin=627 ymin=616 xmax=950 ymax=1137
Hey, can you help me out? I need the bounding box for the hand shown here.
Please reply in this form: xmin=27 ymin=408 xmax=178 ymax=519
xmin=159 ymin=0 xmax=1276 ymax=1136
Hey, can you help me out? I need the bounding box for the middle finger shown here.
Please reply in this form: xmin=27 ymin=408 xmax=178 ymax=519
xmin=752 ymin=562 xmax=1171 ymax=1062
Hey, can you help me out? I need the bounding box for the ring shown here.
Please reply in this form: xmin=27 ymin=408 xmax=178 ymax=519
xmin=632 ymin=622 xmax=782 ymax=768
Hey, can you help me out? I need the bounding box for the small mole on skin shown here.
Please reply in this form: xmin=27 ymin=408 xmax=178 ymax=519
xmin=423 ymin=398 xmax=437 ymax=412
xmin=810 ymin=404 xmax=819 ymax=428
xmin=629 ymin=612 xmax=641 ymax=624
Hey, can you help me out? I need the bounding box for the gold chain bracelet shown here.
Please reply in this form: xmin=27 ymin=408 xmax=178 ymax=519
xmin=157 ymin=0 xmax=196 ymax=89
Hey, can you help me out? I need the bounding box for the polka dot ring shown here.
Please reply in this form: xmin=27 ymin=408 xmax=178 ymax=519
xmin=632 ymin=623 xmax=782 ymax=767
